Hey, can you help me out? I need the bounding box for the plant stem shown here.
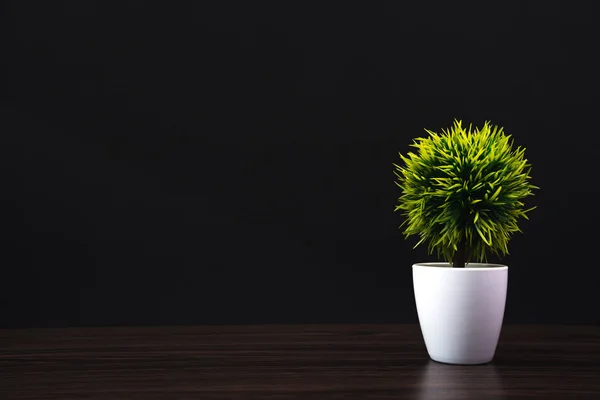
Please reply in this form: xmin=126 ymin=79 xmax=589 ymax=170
xmin=452 ymin=240 xmax=468 ymax=268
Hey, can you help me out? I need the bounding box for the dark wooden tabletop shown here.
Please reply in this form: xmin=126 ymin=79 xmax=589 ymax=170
xmin=1 ymin=324 xmax=599 ymax=399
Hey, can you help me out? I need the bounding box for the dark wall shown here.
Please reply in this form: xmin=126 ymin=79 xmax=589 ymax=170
xmin=1 ymin=1 xmax=599 ymax=327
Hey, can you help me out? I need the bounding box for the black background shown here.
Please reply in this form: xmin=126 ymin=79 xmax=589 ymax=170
xmin=1 ymin=1 xmax=599 ymax=327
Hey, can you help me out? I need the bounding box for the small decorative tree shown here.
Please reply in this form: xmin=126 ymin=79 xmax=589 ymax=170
xmin=393 ymin=120 xmax=538 ymax=267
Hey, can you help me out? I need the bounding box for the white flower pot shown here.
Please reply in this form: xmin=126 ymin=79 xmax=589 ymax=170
xmin=413 ymin=262 xmax=508 ymax=365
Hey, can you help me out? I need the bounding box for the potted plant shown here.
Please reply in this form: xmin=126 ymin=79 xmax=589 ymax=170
xmin=393 ymin=120 xmax=538 ymax=365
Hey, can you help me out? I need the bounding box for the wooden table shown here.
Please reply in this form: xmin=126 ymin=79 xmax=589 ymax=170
xmin=1 ymin=325 xmax=599 ymax=399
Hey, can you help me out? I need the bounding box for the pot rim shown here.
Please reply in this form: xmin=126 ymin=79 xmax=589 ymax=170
xmin=413 ymin=262 xmax=508 ymax=270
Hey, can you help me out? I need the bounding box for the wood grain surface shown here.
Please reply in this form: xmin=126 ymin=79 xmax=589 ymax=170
xmin=1 ymin=325 xmax=599 ymax=399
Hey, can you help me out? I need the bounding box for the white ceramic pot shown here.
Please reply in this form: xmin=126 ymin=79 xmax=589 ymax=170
xmin=413 ymin=262 xmax=508 ymax=365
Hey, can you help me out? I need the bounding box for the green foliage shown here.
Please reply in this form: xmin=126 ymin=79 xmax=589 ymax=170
xmin=393 ymin=120 xmax=538 ymax=264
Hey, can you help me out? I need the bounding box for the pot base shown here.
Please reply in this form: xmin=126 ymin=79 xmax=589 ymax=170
xmin=429 ymin=355 xmax=494 ymax=365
